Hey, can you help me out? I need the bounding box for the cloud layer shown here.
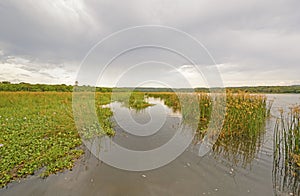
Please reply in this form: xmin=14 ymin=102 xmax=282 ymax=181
xmin=0 ymin=0 xmax=299 ymax=87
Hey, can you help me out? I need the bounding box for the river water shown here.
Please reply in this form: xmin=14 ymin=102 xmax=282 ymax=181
xmin=1 ymin=94 xmax=300 ymax=196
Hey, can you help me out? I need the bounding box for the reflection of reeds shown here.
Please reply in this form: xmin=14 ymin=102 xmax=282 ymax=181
xmin=273 ymin=106 xmax=300 ymax=196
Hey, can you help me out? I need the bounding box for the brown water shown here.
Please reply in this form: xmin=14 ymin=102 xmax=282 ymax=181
xmin=1 ymin=94 xmax=299 ymax=196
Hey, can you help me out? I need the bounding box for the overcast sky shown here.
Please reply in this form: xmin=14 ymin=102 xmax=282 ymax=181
xmin=0 ymin=0 xmax=299 ymax=87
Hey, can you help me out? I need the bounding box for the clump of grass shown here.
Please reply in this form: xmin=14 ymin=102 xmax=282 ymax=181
xmin=273 ymin=105 xmax=300 ymax=195
xmin=147 ymin=92 xmax=181 ymax=112
xmin=148 ymin=91 xmax=269 ymax=167
xmin=212 ymin=92 xmax=269 ymax=167
xmin=111 ymin=92 xmax=154 ymax=111
xmin=127 ymin=92 xmax=154 ymax=110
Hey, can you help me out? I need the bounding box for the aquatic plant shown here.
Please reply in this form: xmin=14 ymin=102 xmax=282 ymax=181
xmin=73 ymin=92 xmax=115 ymax=140
xmin=111 ymin=92 xmax=154 ymax=111
xmin=273 ymin=105 xmax=300 ymax=195
xmin=212 ymin=92 xmax=269 ymax=167
xmin=148 ymin=91 xmax=270 ymax=167
xmin=0 ymin=92 xmax=83 ymax=187
xmin=0 ymin=92 xmax=115 ymax=187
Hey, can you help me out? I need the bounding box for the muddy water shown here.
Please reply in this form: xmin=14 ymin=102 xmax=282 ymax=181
xmin=1 ymin=94 xmax=300 ymax=196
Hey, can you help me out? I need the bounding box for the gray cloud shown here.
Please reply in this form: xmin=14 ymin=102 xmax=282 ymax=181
xmin=0 ymin=0 xmax=299 ymax=86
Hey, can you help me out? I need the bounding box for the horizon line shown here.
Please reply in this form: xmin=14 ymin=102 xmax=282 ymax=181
xmin=1 ymin=81 xmax=300 ymax=89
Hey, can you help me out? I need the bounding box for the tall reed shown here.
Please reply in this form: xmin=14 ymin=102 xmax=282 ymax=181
xmin=273 ymin=105 xmax=300 ymax=195
xmin=148 ymin=92 xmax=270 ymax=167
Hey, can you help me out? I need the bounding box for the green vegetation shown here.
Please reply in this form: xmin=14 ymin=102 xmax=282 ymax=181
xmin=146 ymin=92 xmax=181 ymax=112
xmin=0 ymin=82 xmax=112 ymax=92
xmin=225 ymin=85 xmax=300 ymax=94
xmin=73 ymin=92 xmax=115 ymax=140
xmin=273 ymin=105 xmax=300 ymax=195
xmin=0 ymin=92 xmax=82 ymax=187
xmin=0 ymin=82 xmax=74 ymax=92
xmin=0 ymin=92 xmax=115 ymax=187
xmin=112 ymin=92 xmax=154 ymax=110
xmin=213 ymin=92 xmax=270 ymax=167
xmin=147 ymin=92 xmax=209 ymax=130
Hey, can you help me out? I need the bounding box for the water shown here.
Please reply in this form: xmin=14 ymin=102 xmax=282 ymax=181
xmin=1 ymin=94 xmax=300 ymax=196
xmin=109 ymin=97 xmax=182 ymax=150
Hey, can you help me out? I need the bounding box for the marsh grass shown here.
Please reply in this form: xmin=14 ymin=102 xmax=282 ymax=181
xmin=273 ymin=105 xmax=300 ymax=195
xmin=212 ymin=92 xmax=269 ymax=167
xmin=148 ymin=92 xmax=270 ymax=167
xmin=113 ymin=92 xmax=154 ymax=111
xmin=73 ymin=92 xmax=115 ymax=140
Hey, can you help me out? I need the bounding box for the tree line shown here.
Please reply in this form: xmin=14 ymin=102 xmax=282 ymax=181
xmin=0 ymin=82 xmax=112 ymax=92
xmin=0 ymin=81 xmax=299 ymax=93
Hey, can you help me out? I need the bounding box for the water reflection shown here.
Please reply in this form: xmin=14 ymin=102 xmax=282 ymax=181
xmin=273 ymin=105 xmax=300 ymax=196
xmin=212 ymin=131 xmax=265 ymax=168
xmin=273 ymin=155 xmax=300 ymax=196
xmin=108 ymin=97 xmax=182 ymax=150
xmin=85 ymin=94 xmax=198 ymax=171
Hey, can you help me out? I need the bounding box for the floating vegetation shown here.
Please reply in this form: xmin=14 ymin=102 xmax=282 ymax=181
xmin=0 ymin=92 xmax=116 ymax=187
xmin=0 ymin=92 xmax=83 ymax=187
xmin=273 ymin=105 xmax=300 ymax=195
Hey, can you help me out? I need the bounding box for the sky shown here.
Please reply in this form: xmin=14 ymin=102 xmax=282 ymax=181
xmin=0 ymin=0 xmax=299 ymax=88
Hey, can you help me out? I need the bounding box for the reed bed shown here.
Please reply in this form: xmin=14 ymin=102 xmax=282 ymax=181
xmin=273 ymin=105 xmax=300 ymax=195
xmin=213 ymin=92 xmax=269 ymax=167
xmin=148 ymin=92 xmax=270 ymax=167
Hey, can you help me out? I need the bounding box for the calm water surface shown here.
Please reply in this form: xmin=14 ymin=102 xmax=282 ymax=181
xmin=1 ymin=94 xmax=300 ymax=196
